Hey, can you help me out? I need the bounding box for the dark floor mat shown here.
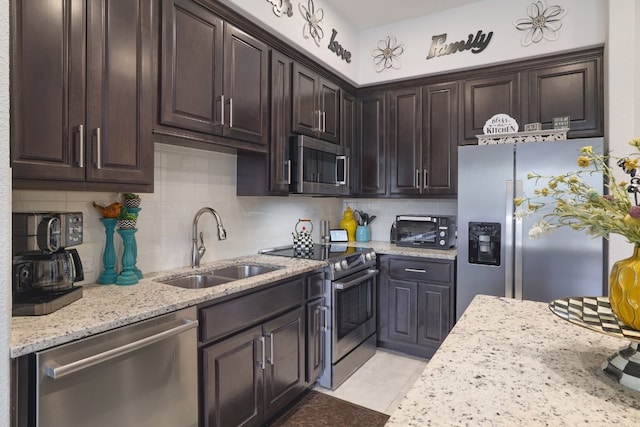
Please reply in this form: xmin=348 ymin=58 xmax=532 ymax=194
xmin=268 ymin=390 xmax=390 ymax=427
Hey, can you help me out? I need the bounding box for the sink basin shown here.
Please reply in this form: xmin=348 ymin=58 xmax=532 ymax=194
xmin=211 ymin=264 xmax=281 ymax=280
xmin=158 ymin=264 xmax=282 ymax=289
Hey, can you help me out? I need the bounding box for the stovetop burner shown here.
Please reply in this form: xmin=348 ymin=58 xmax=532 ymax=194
xmin=13 ymin=286 xmax=83 ymax=316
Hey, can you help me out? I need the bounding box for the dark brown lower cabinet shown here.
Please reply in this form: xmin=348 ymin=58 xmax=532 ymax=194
xmin=202 ymin=307 xmax=304 ymax=427
xmin=378 ymin=255 xmax=455 ymax=358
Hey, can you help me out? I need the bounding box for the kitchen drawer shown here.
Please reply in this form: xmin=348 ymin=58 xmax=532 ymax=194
xmin=306 ymin=271 xmax=325 ymax=300
xmin=388 ymin=258 xmax=452 ymax=284
xmin=200 ymin=277 xmax=305 ymax=343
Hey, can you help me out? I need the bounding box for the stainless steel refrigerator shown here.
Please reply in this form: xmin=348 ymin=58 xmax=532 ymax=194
xmin=456 ymin=137 xmax=607 ymax=320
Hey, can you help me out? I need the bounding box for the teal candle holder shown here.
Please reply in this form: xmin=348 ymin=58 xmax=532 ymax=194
xmin=97 ymin=218 xmax=118 ymax=284
xmin=127 ymin=206 xmax=143 ymax=279
xmin=116 ymin=228 xmax=139 ymax=286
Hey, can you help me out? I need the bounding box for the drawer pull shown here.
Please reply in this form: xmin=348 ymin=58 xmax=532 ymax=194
xmin=405 ymin=268 xmax=427 ymax=273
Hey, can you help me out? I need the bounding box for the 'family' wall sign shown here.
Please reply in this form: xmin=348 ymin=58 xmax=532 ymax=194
xmin=426 ymin=30 xmax=493 ymax=60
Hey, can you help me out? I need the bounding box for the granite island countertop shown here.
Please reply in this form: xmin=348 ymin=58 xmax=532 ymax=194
xmin=386 ymin=294 xmax=640 ymax=426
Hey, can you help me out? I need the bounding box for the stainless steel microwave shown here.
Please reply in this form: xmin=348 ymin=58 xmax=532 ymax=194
xmin=394 ymin=215 xmax=457 ymax=249
xmin=290 ymin=135 xmax=350 ymax=196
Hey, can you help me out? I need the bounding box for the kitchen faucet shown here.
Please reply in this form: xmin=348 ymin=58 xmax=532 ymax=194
xmin=191 ymin=207 xmax=227 ymax=268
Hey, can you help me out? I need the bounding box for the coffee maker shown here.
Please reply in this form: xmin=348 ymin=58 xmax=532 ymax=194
xmin=12 ymin=212 xmax=85 ymax=316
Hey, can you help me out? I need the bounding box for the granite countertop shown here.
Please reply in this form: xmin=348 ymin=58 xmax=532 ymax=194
xmin=10 ymin=242 xmax=455 ymax=358
xmin=10 ymin=254 xmax=325 ymax=358
xmin=386 ymin=294 xmax=640 ymax=426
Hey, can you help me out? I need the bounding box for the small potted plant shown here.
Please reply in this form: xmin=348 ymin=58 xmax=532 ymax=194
xmin=117 ymin=209 xmax=138 ymax=229
xmin=122 ymin=193 xmax=141 ymax=209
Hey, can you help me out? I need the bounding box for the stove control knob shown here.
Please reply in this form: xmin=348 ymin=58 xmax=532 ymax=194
xmin=371 ymin=252 xmax=376 ymax=259
xmin=334 ymin=262 xmax=342 ymax=272
xmin=340 ymin=260 xmax=349 ymax=270
xmin=439 ymin=239 xmax=446 ymax=246
xmin=440 ymin=230 xmax=446 ymax=237
xmin=365 ymin=253 xmax=372 ymax=261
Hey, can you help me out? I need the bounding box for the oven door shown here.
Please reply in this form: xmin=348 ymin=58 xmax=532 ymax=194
xmin=332 ymin=268 xmax=378 ymax=362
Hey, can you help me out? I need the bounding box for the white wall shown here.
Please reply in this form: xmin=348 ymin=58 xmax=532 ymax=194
xmin=606 ymin=0 xmax=640 ymax=268
xmin=0 ymin=0 xmax=10 ymax=422
xmin=358 ymin=0 xmax=606 ymax=85
xmin=13 ymin=144 xmax=343 ymax=283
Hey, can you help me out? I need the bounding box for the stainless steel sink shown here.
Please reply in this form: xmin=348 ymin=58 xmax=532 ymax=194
xmin=158 ymin=264 xmax=282 ymax=289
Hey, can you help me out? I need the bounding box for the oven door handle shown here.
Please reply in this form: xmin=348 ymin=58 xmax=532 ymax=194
xmin=333 ymin=269 xmax=379 ymax=290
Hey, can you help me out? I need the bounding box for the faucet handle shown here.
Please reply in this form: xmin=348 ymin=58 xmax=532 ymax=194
xmin=198 ymin=232 xmax=206 ymax=255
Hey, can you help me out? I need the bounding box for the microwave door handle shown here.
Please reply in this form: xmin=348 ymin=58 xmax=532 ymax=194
xmin=336 ymin=155 xmax=347 ymax=185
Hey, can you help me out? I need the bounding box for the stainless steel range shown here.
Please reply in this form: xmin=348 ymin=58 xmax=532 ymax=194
xmin=260 ymin=243 xmax=378 ymax=389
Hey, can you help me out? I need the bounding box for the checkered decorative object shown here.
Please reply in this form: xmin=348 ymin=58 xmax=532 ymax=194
xmin=549 ymin=296 xmax=640 ymax=341
xmin=549 ymin=296 xmax=640 ymax=391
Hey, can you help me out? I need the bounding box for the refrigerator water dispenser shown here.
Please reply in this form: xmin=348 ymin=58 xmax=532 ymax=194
xmin=468 ymin=222 xmax=501 ymax=265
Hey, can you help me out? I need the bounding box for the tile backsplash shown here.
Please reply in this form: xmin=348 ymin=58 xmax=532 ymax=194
xmin=12 ymin=143 xmax=457 ymax=284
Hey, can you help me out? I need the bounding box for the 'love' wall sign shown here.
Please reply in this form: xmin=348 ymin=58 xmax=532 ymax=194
xmin=426 ymin=30 xmax=493 ymax=60
xmin=328 ymin=29 xmax=352 ymax=63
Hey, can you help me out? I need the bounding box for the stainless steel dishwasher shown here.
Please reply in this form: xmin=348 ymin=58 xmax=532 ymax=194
xmin=33 ymin=307 xmax=198 ymax=427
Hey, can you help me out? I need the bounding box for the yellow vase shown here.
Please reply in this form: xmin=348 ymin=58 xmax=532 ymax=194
xmin=340 ymin=207 xmax=357 ymax=242
xmin=609 ymin=246 xmax=640 ymax=330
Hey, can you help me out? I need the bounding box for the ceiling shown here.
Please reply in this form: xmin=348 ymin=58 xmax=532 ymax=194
xmin=322 ymin=0 xmax=484 ymax=31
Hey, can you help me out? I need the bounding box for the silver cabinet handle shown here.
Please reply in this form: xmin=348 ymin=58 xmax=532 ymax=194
xmin=77 ymin=124 xmax=84 ymax=168
xmin=405 ymin=268 xmax=427 ymax=273
xmin=320 ymin=305 xmax=329 ymax=332
xmin=258 ymin=335 xmax=266 ymax=370
xmin=220 ymin=94 xmax=225 ymax=126
xmin=94 ymin=128 xmax=102 ymax=169
xmin=415 ymin=169 xmax=420 ymax=188
xmin=285 ymin=159 xmax=292 ymax=185
xmin=229 ymin=98 xmax=233 ymax=128
xmin=322 ymin=111 xmax=326 ymax=133
xmin=268 ymin=333 xmax=275 ymax=366
xmin=44 ymin=318 xmax=198 ymax=379
xmin=423 ymin=169 xmax=428 ymax=189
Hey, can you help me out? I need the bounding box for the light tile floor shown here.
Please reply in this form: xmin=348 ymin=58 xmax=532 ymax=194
xmin=314 ymin=349 xmax=428 ymax=415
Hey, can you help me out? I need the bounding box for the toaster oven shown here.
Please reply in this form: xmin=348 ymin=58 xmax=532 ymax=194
xmin=394 ymin=215 xmax=456 ymax=249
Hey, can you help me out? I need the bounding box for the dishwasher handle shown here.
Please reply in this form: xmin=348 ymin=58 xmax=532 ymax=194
xmin=44 ymin=317 xmax=198 ymax=380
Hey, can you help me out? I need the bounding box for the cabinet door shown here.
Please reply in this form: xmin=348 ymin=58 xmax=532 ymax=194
xmin=422 ymin=82 xmax=458 ymax=195
xmin=356 ymin=93 xmax=387 ymax=195
xmin=269 ymin=50 xmax=292 ymax=194
xmin=306 ymin=298 xmax=324 ymax=384
xmin=462 ymin=72 xmax=520 ymax=145
xmin=263 ymin=307 xmax=305 ymax=418
xmin=341 ymin=91 xmax=356 ymax=192
xmin=85 ymin=0 xmax=153 ymax=184
xmin=417 ymin=282 xmax=453 ymax=349
xmin=389 ymin=87 xmax=422 ymax=195
xmin=526 ymin=58 xmax=603 ymax=138
xmin=292 ymin=63 xmax=320 ymax=137
xmin=387 ymin=278 xmax=418 ymax=343
xmin=10 ymin=0 xmax=86 ymax=181
xmin=223 ymin=23 xmax=269 ymax=145
xmin=202 ymin=325 xmax=263 ymax=427
xmin=160 ymin=0 xmax=224 ymax=134
xmin=318 ymin=78 xmax=340 ymax=144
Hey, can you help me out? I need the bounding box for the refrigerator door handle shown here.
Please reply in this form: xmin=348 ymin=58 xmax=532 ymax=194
xmin=514 ymin=180 xmax=524 ymax=300
xmin=505 ymin=180 xmax=514 ymax=299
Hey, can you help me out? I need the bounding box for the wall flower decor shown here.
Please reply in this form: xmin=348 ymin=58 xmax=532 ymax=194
xmin=299 ymin=0 xmax=324 ymax=46
xmin=513 ymin=1 xmax=567 ymax=46
xmin=371 ymin=36 xmax=405 ymax=73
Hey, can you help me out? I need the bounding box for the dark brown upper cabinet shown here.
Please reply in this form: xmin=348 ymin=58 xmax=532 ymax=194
xmin=341 ymin=91 xmax=356 ymax=193
xmin=292 ymin=63 xmax=340 ymax=144
xmin=461 ymin=72 xmax=520 ymax=145
xmin=160 ymin=0 xmax=268 ymax=147
xmin=268 ymin=50 xmax=293 ymax=194
xmin=389 ymin=87 xmax=422 ymax=195
xmin=421 ymin=82 xmax=458 ymax=195
xmin=11 ymin=0 xmax=154 ymax=191
xmin=388 ymin=83 xmax=458 ymax=196
xmin=523 ymin=56 xmax=603 ymax=138
xmin=355 ymin=92 xmax=387 ymax=195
